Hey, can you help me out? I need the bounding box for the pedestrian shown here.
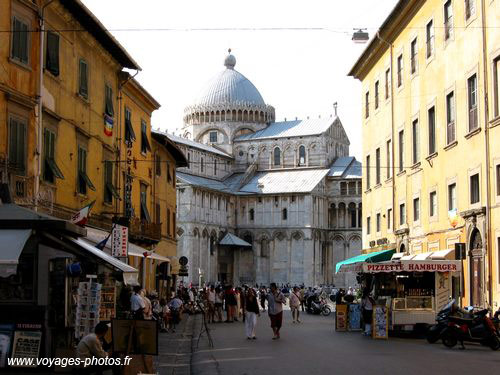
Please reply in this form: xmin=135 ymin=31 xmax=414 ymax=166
xmin=267 ymin=283 xmax=285 ymax=340
xmin=76 ymin=322 xmax=117 ymax=374
xmin=225 ymin=285 xmax=237 ymax=322
xmin=130 ymin=285 xmax=145 ymax=319
xmin=215 ymin=286 xmax=224 ymax=322
xmin=159 ymin=298 xmax=170 ymax=332
xmin=141 ymin=289 xmax=153 ymax=320
xmin=361 ymin=291 xmax=374 ymax=336
xmin=244 ymin=288 xmax=260 ymax=340
xmin=235 ymin=288 xmax=242 ymax=320
xmin=207 ymin=285 xmax=216 ymax=323
xmin=259 ymin=286 xmax=267 ymax=312
xmin=289 ymin=286 xmax=301 ymax=323
xmin=299 ymin=286 xmax=306 ymax=312
xmin=168 ymin=294 xmax=184 ymax=333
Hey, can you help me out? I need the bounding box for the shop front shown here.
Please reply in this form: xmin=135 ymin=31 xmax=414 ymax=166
xmin=0 ymin=203 xmax=139 ymax=371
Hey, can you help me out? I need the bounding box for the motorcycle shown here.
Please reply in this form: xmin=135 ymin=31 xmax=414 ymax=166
xmin=441 ymin=308 xmax=500 ymax=350
xmin=426 ymin=299 xmax=455 ymax=343
xmin=306 ymin=296 xmax=331 ymax=316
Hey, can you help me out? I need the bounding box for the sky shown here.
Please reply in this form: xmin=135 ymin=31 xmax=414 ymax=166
xmin=82 ymin=0 xmax=399 ymax=160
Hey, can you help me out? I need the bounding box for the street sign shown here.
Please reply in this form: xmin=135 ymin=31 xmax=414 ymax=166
xmin=111 ymin=224 xmax=128 ymax=257
xmin=178 ymin=264 xmax=188 ymax=277
xmin=179 ymin=256 xmax=188 ymax=266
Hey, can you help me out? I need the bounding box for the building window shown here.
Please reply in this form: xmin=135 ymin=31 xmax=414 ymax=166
xmin=397 ymin=54 xmax=403 ymax=87
xmin=167 ymin=208 xmax=171 ymax=236
xmin=155 ymin=204 xmax=161 ymax=226
xmin=387 ymin=208 xmax=392 ymax=230
xmin=124 ymin=107 xmax=136 ymax=143
xmin=398 ymin=130 xmax=404 ymax=172
xmin=376 ymin=213 xmax=381 ymax=232
xmin=444 ymin=0 xmax=454 ymax=40
xmin=209 ymin=131 xmax=217 ymax=143
xmin=430 ymin=191 xmax=437 ymax=217
xmin=140 ymin=183 xmax=151 ymax=223
xmin=249 ymin=208 xmax=255 ymax=221
xmin=413 ymin=197 xmax=420 ymax=222
xmin=78 ymin=59 xmax=89 ymax=99
xmin=426 ymin=20 xmax=434 ymax=58
xmin=77 ymin=146 xmax=95 ymax=194
xmin=467 ymin=74 xmax=478 ymax=132
xmin=376 ymin=148 xmax=381 ymax=185
xmin=470 ymin=173 xmax=480 ymax=204
xmin=282 ymin=208 xmax=287 ymax=220
xmin=410 ymin=38 xmax=418 ymax=74
xmin=465 ymin=0 xmax=475 ymax=20
xmin=340 ymin=182 xmax=347 ymax=195
xmin=446 ymin=91 xmax=456 ymax=144
xmin=167 ymin=165 xmax=172 ymax=183
xmin=140 ymin=120 xmax=151 ymax=154
xmin=298 ymin=145 xmax=306 ymax=165
xmin=45 ymin=31 xmax=59 ymax=76
xmin=104 ymin=160 xmax=119 ymax=204
xmin=11 ymin=16 xmax=29 ymax=64
xmin=367 ymin=216 xmax=371 ymax=235
xmin=400 ymin=203 xmax=406 ymax=226
xmin=428 ymin=106 xmax=436 ymax=155
xmin=8 ymin=116 xmax=27 ymax=174
xmin=375 ymin=81 xmax=379 ymax=109
xmin=172 ymin=211 xmax=176 ymax=236
xmin=412 ymin=118 xmax=420 ymax=164
xmin=365 ymin=91 xmax=370 ymax=118
xmin=386 ymin=140 xmax=392 ymax=179
xmin=385 ymin=68 xmax=391 ymax=99
xmin=214 ymin=159 xmax=217 ymax=175
xmin=274 ymin=147 xmax=281 ymax=166
xmin=497 ymin=164 xmax=500 ymax=196
xmin=155 ymin=154 xmax=162 ymax=176
xmin=448 ymin=183 xmax=457 ymax=210
xmin=494 ymin=56 xmax=500 ymax=118
xmin=105 ymin=84 xmax=114 ymax=117
xmin=366 ymin=155 xmax=371 ymax=189
xmin=187 ymin=153 xmax=191 ymax=169
xmin=200 ymin=157 xmax=204 ymax=172
xmin=43 ymin=129 xmax=64 ymax=183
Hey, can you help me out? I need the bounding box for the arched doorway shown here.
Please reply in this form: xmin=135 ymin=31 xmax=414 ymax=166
xmin=399 ymin=243 xmax=406 ymax=253
xmin=469 ymin=228 xmax=483 ymax=307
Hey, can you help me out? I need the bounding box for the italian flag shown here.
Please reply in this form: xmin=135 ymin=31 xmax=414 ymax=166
xmin=70 ymin=201 xmax=96 ymax=226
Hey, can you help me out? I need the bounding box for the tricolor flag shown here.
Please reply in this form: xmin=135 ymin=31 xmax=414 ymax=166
xmin=70 ymin=201 xmax=96 ymax=226
xmin=104 ymin=114 xmax=114 ymax=137
xmin=95 ymin=224 xmax=115 ymax=250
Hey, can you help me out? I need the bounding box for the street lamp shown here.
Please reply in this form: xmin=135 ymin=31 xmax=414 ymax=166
xmin=352 ymin=28 xmax=369 ymax=43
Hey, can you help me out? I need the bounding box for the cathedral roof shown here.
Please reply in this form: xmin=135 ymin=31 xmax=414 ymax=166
xmin=191 ymin=52 xmax=266 ymax=108
xmin=328 ymin=157 xmax=362 ymax=179
xmin=234 ymin=117 xmax=338 ymax=141
xmin=166 ymin=133 xmax=233 ymax=158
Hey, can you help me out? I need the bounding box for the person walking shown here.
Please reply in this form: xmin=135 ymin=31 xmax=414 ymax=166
xmin=259 ymin=286 xmax=267 ymax=312
xmin=361 ymin=291 xmax=374 ymax=336
xmin=207 ymin=285 xmax=216 ymax=323
xmin=130 ymin=285 xmax=145 ymax=319
xmin=168 ymin=294 xmax=184 ymax=333
xmin=244 ymin=288 xmax=260 ymax=339
xmin=215 ymin=286 xmax=224 ymax=322
xmin=289 ymin=286 xmax=301 ymax=323
xmin=267 ymin=283 xmax=285 ymax=340
xmin=299 ymin=286 xmax=306 ymax=312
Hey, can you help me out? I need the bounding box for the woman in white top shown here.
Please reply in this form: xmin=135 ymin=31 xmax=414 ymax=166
xmin=361 ymin=291 xmax=374 ymax=336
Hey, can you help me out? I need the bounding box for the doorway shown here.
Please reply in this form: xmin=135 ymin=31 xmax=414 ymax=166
xmin=469 ymin=228 xmax=483 ymax=307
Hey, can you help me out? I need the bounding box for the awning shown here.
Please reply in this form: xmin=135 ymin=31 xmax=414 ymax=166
xmin=84 ymin=227 xmax=169 ymax=262
xmin=0 ymin=229 xmax=31 ymax=277
xmin=219 ymin=233 xmax=252 ymax=247
xmin=62 ymin=235 xmax=139 ymax=285
xmin=335 ymin=249 xmax=395 ymax=273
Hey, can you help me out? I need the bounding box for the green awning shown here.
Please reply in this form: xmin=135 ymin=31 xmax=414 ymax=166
xmin=335 ymin=249 xmax=395 ymax=273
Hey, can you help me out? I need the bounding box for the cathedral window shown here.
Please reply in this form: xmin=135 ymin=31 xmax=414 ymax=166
xmin=282 ymin=208 xmax=288 ymax=220
xmin=201 ymin=157 xmax=204 ymax=172
xmin=209 ymin=131 xmax=217 ymax=143
xmin=249 ymin=208 xmax=255 ymax=221
xmin=273 ymin=147 xmax=281 ymax=166
xmin=298 ymin=145 xmax=306 ymax=165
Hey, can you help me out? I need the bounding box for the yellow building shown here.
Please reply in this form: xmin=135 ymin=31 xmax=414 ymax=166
xmin=349 ymin=0 xmax=500 ymax=308
xmin=1 ymin=0 xmax=186 ymax=297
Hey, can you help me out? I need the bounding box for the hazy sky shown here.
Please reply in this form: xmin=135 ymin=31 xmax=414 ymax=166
xmin=82 ymin=0 xmax=398 ymax=159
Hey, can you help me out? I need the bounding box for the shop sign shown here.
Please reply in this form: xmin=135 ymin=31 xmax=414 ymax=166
xmin=364 ymin=263 xmax=403 ymax=273
xmin=363 ymin=261 xmax=462 ymax=273
xmin=111 ymin=224 xmax=128 ymax=257
xmin=337 ymin=263 xmax=363 ymax=273
xmin=10 ymin=331 xmax=42 ymax=367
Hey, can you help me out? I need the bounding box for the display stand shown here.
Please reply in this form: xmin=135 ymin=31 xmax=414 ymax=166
xmin=348 ymin=304 xmax=362 ymax=331
xmin=75 ymin=275 xmax=101 ymax=339
xmin=335 ymin=304 xmax=348 ymax=331
xmin=372 ymin=305 xmax=389 ymax=339
xmin=99 ymin=279 xmax=116 ymax=321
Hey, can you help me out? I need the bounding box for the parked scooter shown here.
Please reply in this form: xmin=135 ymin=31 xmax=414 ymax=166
xmin=426 ymin=299 xmax=455 ymax=344
xmin=306 ymin=295 xmax=331 ymax=316
xmin=441 ymin=308 xmax=500 ymax=350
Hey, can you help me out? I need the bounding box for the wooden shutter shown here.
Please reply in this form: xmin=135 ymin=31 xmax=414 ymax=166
xmin=46 ymin=32 xmax=59 ymax=76
xmin=79 ymin=60 xmax=88 ymax=97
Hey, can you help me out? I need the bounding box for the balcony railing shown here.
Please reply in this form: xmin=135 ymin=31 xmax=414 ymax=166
xmin=129 ymin=217 xmax=162 ymax=242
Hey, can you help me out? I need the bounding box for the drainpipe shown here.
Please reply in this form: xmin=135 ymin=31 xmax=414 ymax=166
xmin=480 ymin=0 xmax=492 ymax=308
xmin=376 ymin=32 xmax=396 ymax=235
xmin=35 ymin=0 xmax=55 ymax=211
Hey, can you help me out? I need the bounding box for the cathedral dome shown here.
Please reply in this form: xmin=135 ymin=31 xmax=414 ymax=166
xmin=184 ymin=51 xmax=275 ymax=125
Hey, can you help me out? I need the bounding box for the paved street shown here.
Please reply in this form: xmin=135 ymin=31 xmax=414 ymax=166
xmin=191 ymin=311 xmax=500 ymax=375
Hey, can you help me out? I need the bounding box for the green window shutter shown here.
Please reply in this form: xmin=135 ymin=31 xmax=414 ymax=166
xmin=125 ymin=110 xmax=136 ymax=142
xmin=11 ymin=18 xmax=20 ymax=60
xmin=141 ymin=121 xmax=152 ymax=153
xmin=17 ymin=121 xmax=26 ymax=172
xmin=105 ymin=85 xmax=114 ymax=117
xmin=8 ymin=118 xmax=18 ymax=168
xmin=46 ymin=32 xmax=59 ymax=76
xmin=20 ymin=20 xmax=28 ymax=64
xmin=79 ymin=60 xmax=88 ymax=98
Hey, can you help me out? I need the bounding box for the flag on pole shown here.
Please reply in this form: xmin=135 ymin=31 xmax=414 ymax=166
xmin=70 ymin=201 xmax=95 ymax=226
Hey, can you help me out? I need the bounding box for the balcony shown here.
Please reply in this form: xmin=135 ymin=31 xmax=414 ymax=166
xmin=129 ymin=217 xmax=162 ymax=244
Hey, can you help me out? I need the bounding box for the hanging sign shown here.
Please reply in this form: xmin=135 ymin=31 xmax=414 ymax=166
xmin=372 ymin=305 xmax=389 ymax=339
xmin=111 ymin=224 xmax=128 ymax=257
